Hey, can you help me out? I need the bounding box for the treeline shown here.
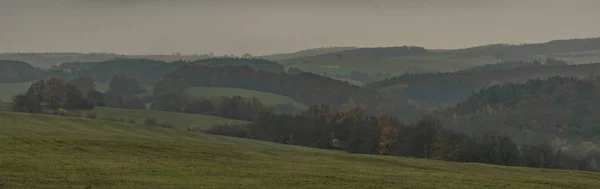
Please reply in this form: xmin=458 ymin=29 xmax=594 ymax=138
xmin=205 ymin=105 xmax=600 ymax=172
xmin=11 ymin=76 xmax=148 ymax=114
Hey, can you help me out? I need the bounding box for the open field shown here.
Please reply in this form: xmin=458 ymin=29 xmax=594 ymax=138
xmin=79 ymin=107 xmax=247 ymax=130
xmin=0 ymin=111 xmax=599 ymax=188
xmin=186 ymin=87 xmax=306 ymax=108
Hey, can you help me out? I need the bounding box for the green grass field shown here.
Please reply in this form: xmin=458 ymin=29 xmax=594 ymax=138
xmin=79 ymin=107 xmax=247 ymax=130
xmin=1 ymin=111 xmax=599 ymax=188
xmin=186 ymin=87 xmax=306 ymax=108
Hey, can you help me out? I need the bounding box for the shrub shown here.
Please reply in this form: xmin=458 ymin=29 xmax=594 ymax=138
xmin=128 ymin=118 xmax=137 ymax=124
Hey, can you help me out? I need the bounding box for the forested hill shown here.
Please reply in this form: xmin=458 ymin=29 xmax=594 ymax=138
xmin=445 ymin=37 xmax=600 ymax=60
xmin=441 ymin=76 xmax=600 ymax=140
xmin=424 ymin=76 xmax=600 ymax=171
xmin=366 ymin=61 xmax=600 ymax=107
xmin=0 ymin=60 xmax=41 ymax=82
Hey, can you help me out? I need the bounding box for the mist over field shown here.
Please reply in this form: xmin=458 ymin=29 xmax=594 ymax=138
xmin=1 ymin=0 xmax=600 ymax=55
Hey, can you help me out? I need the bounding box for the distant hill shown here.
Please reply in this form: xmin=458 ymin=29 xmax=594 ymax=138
xmin=440 ymin=76 xmax=600 ymax=142
xmin=446 ymin=37 xmax=600 ymax=61
xmin=0 ymin=60 xmax=42 ymax=82
xmin=277 ymin=46 xmax=500 ymax=78
xmin=367 ymin=61 xmax=600 ymax=108
xmin=0 ymin=52 xmax=214 ymax=68
xmin=260 ymin=46 xmax=357 ymax=61
xmin=54 ymin=58 xmax=284 ymax=84
xmin=282 ymin=46 xmax=430 ymax=62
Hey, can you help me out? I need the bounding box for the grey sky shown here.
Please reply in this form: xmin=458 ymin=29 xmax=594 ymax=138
xmin=1 ymin=0 xmax=599 ymax=55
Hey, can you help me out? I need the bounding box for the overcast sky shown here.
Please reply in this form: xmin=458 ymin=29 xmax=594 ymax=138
xmin=1 ymin=0 xmax=599 ymax=55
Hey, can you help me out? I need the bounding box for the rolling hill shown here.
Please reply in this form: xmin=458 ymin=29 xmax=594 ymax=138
xmin=1 ymin=111 xmax=599 ymax=188
xmin=186 ymin=87 xmax=306 ymax=108
xmin=279 ymin=47 xmax=500 ymax=76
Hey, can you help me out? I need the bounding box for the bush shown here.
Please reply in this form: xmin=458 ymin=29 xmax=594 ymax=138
xmin=128 ymin=119 xmax=137 ymax=124
xmin=143 ymin=118 xmax=157 ymax=126
xmin=85 ymin=113 xmax=98 ymax=119
xmin=118 ymin=118 xmax=126 ymax=122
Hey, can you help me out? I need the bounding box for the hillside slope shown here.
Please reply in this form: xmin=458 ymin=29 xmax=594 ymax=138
xmin=0 ymin=111 xmax=599 ymax=188
xmin=79 ymin=107 xmax=248 ymax=130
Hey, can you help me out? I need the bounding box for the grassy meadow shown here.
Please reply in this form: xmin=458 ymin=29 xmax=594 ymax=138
xmin=186 ymin=87 xmax=306 ymax=108
xmin=0 ymin=111 xmax=599 ymax=188
xmin=78 ymin=107 xmax=247 ymax=130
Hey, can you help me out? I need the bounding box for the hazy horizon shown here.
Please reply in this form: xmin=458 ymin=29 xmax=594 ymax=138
xmin=2 ymin=0 xmax=600 ymax=56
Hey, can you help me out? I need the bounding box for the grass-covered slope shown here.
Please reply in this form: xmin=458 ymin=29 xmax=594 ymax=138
xmin=80 ymin=107 xmax=247 ymax=130
xmin=0 ymin=111 xmax=599 ymax=188
xmin=186 ymin=87 xmax=306 ymax=108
